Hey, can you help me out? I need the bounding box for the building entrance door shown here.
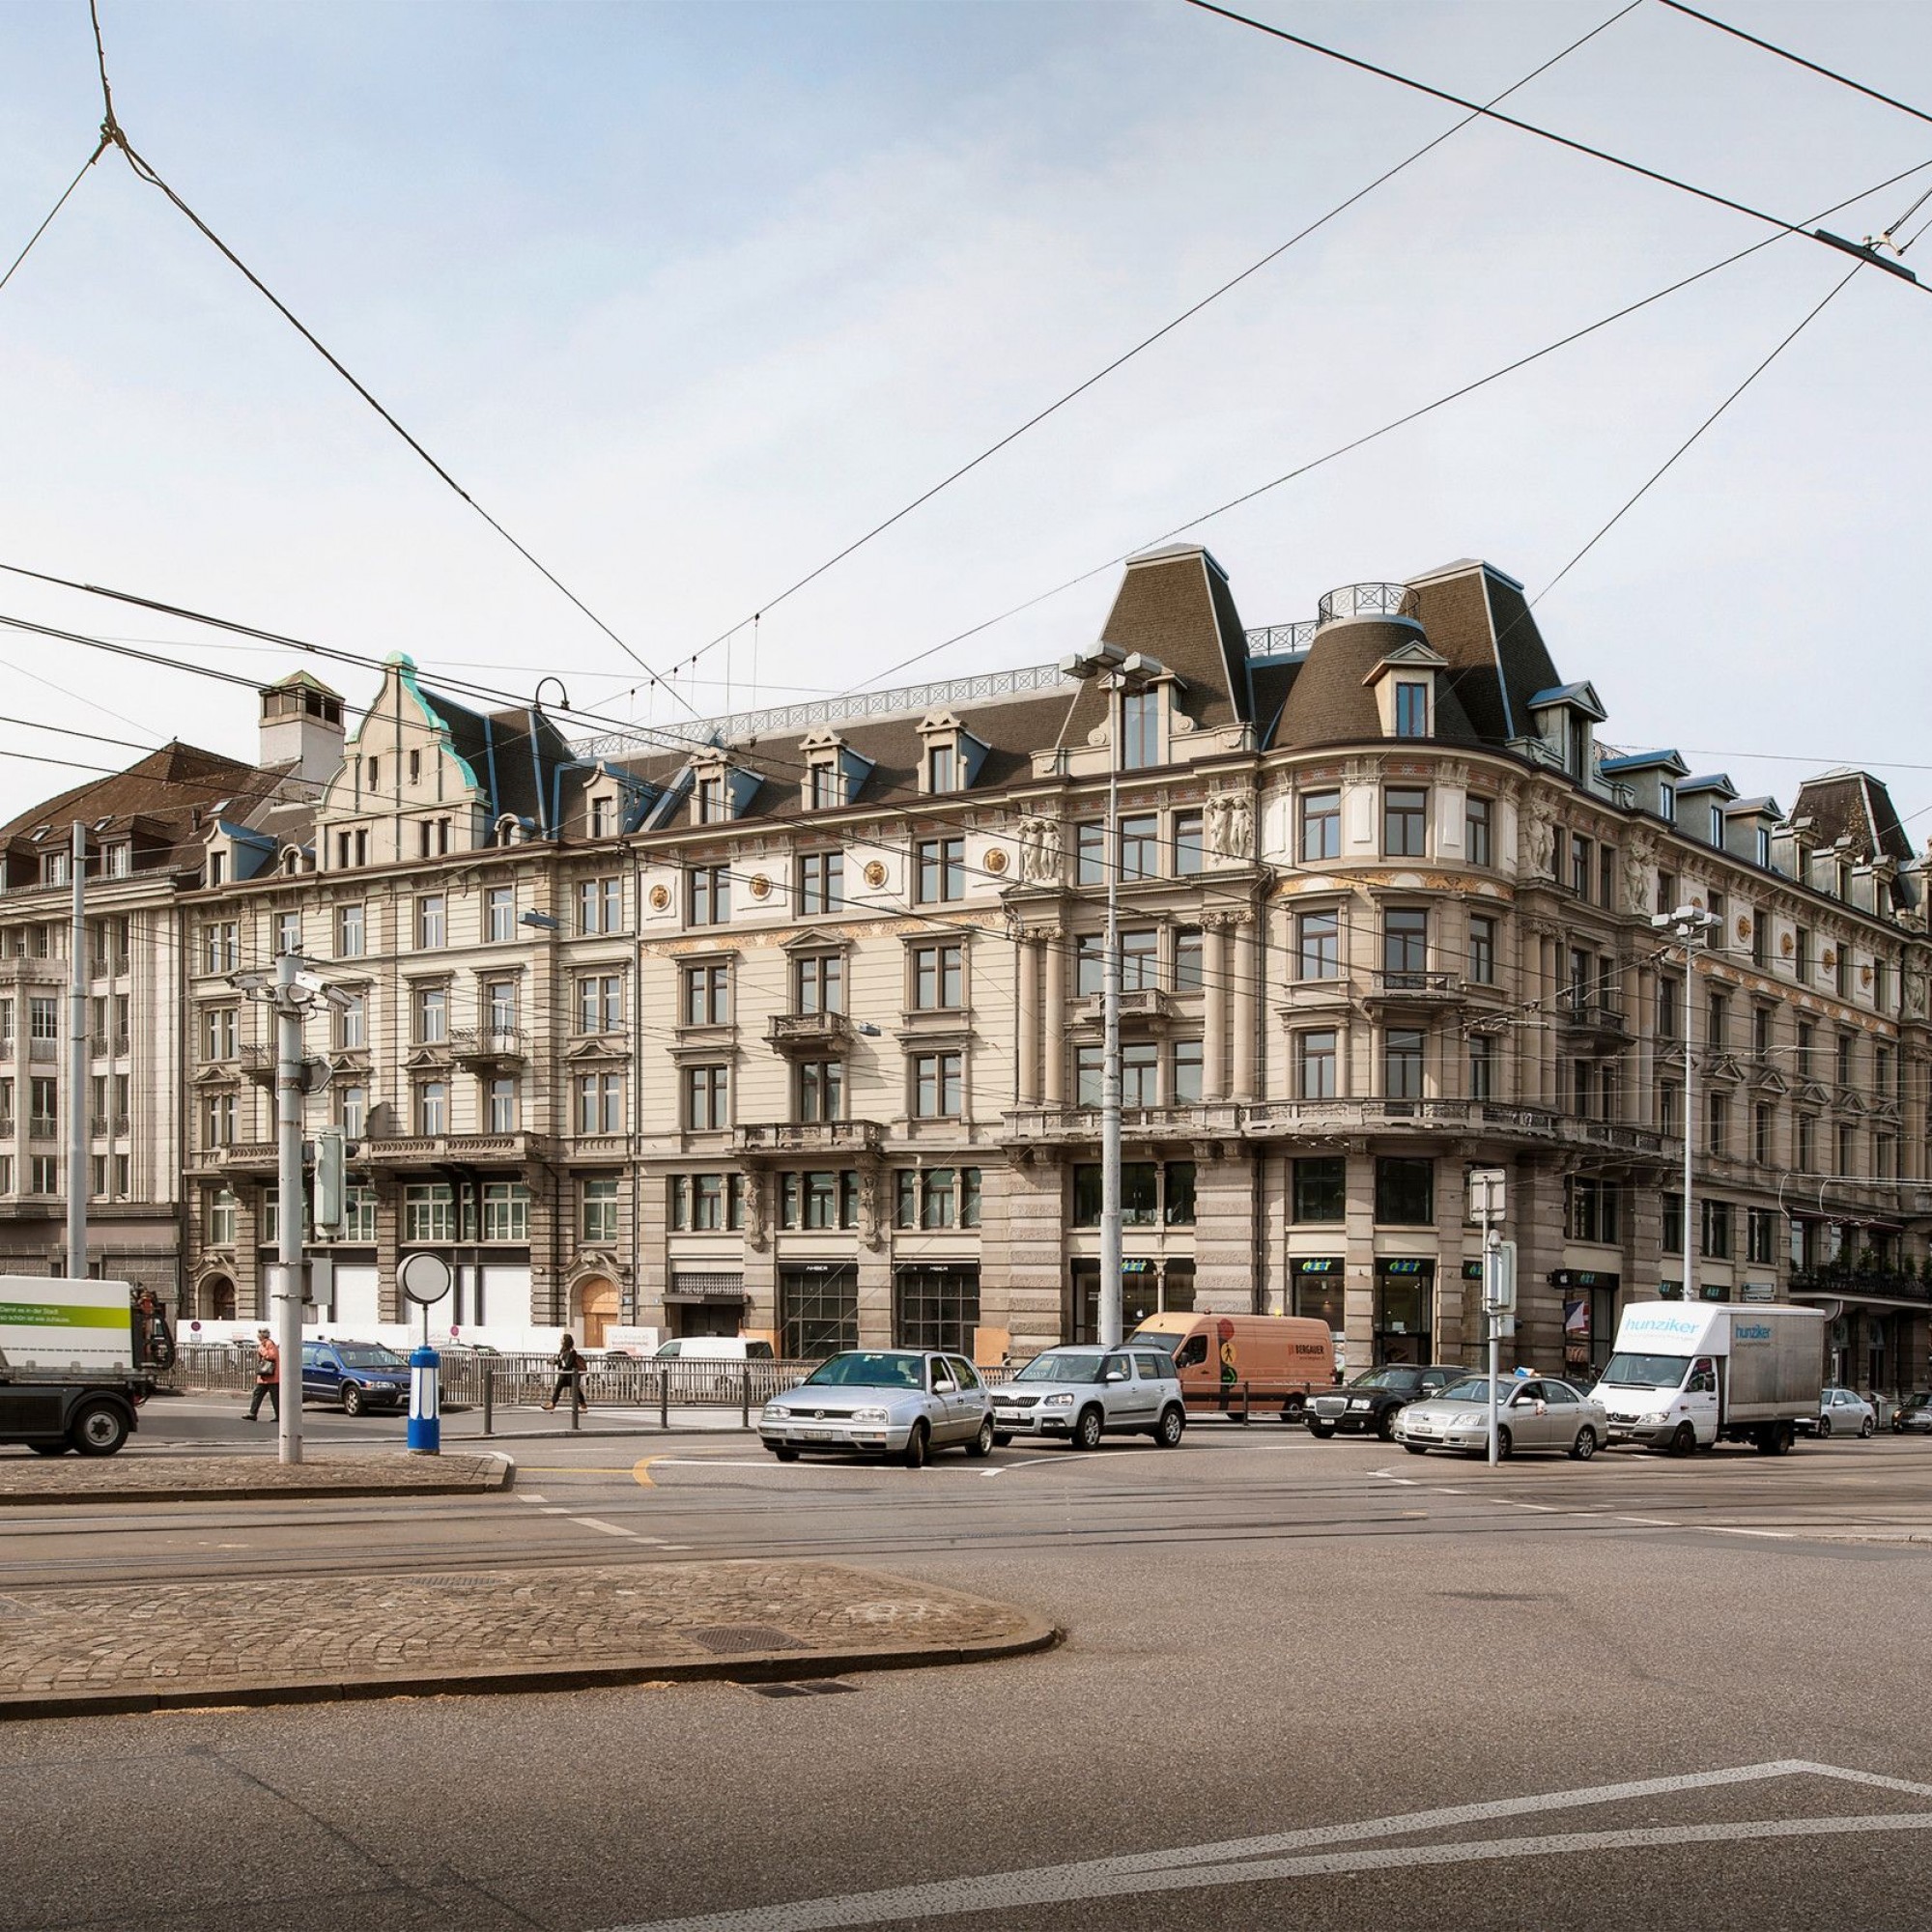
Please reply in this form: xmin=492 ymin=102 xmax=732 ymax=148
xmin=1374 ymin=1262 xmax=1435 ymax=1365
xmin=575 ymin=1277 xmax=618 ymax=1348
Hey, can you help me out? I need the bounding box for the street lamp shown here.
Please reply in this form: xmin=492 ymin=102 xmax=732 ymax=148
xmin=1061 ymin=643 xmax=1166 ymax=1347
xmin=1652 ymin=903 xmax=1722 ymax=1301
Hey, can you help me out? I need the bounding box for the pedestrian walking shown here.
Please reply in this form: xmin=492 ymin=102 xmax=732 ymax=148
xmin=542 ymin=1333 xmax=588 ymax=1414
xmin=245 ymin=1327 xmax=280 ymax=1421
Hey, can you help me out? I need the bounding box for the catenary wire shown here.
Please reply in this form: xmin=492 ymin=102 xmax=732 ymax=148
xmin=0 ymin=140 xmax=107 ymax=298
xmin=81 ymin=3 xmax=695 ymax=717
xmin=1182 ymin=0 xmax=1932 ymax=295
xmin=652 ymin=0 xmax=1644 ymax=691
xmin=1656 ymin=0 xmax=1932 ymax=133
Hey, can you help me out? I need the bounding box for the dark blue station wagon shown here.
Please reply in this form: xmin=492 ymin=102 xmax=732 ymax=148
xmin=300 ymin=1341 xmax=412 ymax=1415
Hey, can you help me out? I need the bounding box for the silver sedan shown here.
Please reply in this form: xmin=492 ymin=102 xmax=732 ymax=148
xmin=1392 ymin=1374 xmax=1609 ymax=1461
xmin=759 ymin=1350 xmax=996 ymax=1469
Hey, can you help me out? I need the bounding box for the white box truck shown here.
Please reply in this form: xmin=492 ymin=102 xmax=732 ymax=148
xmin=0 ymin=1276 xmax=151 ymax=1456
xmin=1593 ymin=1300 xmax=1824 ymax=1457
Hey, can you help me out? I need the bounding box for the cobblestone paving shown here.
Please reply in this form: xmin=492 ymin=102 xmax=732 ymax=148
xmin=0 ymin=1449 xmax=513 ymax=1503
xmin=0 ymin=1560 xmax=1053 ymax=1714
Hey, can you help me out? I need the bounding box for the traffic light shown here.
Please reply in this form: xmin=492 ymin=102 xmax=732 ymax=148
xmin=1484 ymin=1240 xmax=1518 ymax=1315
xmin=313 ymin=1126 xmax=347 ymax=1239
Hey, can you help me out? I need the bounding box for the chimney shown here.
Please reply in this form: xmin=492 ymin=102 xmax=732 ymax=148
xmin=259 ymin=673 xmax=346 ymax=784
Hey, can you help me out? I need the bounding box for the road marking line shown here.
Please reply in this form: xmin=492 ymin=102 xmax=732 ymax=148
xmin=540 ymin=1507 xmax=572 ymax=1515
xmin=1710 ymin=1526 xmax=1793 ymax=1539
xmin=593 ymin=1760 xmax=1932 ymax=1932
xmin=573 ymin=1517 xmax=653 ymax=1540
xmin=516 ymin=1493 xmax=548 ymax=1504
xmin=634 ymin=1457 xmax=659 ymax=1488
xmin=1508 ymin=1502 xmax=1559 ymax=1513
xmin=1618 ymin=1515 xmax=1675 ymax=1525
xmin=981 ymin=1458 xmax=1062 ymax=1478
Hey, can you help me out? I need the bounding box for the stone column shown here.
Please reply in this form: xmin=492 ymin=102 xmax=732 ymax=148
xmin=1193 ymin=1152 xmax=1255 ymax=1315
xmin=1015 ymin=936 xmax=1040 ymax=1108
xmin=1434 ymin=1157 xmax=1468 ymax=1363
xmin=1230 ymin=916 xmax=1256 ymax=1101
xmin=1203 ymin=919 xmax=1228 ymax=1102
xmin=1344 ymin=1149 xmax=1377 ymax=1377
xmin=1000 ymin=1154 xmax=1066 ymax=1352
xmin=1041 ymin=934 xmax=1065 ymax=1107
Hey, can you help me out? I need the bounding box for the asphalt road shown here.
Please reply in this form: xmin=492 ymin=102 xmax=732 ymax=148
xmin=6 ymin=1414 xmax=1932 ymax=1930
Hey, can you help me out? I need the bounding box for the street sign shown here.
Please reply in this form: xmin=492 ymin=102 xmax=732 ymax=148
xmin=398 ymin=1252 xmax=454 ymax=1307
xmin=1469 ymin=1167 xmax=1507 ymax=1222
xmin=1483 ymin=1240 xmax=1518 ymax=1315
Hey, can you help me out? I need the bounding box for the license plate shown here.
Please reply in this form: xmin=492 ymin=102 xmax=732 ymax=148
xmin=995 ymin=1410 xmax=1022 ymax=1422
xmin=804 ymin=1429 xmax=834 ymax=1441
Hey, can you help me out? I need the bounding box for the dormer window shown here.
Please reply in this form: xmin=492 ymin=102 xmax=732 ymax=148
xmin=1660 ymin=782 xmax=1677 ymax=821
xmin=589 ymin=796 xmax=614 ymax=838
xmin=808 ymin=761 xmax=842 ymax=810
xmin=797 ymin=731 xmax=871 ymax=811
xmin=1394 ymin=682 xmax=1430 ymax=738
xmin=366 ymin=757 xmax=379 ymax=790
xmin=42 ymin=852 xmax=71 ymax=889
xmin=207 ymin=851 xmax=225 ymax=888
xmin=927 ymin=742 xmax=957 ymax=794
xmin=695 ymin=776 xmax=723 ymax=825
xmin=1710 ymin=805 xmax=1723 ymax=846
xmin=103 ymin=844 xmax=130 ymax=880
xmin=1364 ymin=640 xmax=1447 ymax=743
xmin=690 ymin=757 xmax=763 ymax=825
xmin=1755 ymin=827 xmax=1772 ymax=867
xmin=1121 ymin=688 xmax=1161 ymax=770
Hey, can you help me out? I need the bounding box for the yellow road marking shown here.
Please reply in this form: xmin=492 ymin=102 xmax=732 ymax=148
xmin=634 ymin=1456 xmax=659 ymax=1488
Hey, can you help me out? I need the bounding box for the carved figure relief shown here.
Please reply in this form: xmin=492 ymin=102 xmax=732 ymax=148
xmin=857 ymin=1168 xmax=885 ymax=1249
xmin=1018 ymin=815 xmax=1064 ymax=885
xmin=1208 ymin=794 xmax=1254 ymax=862
xmin=1904 ymin=965 xmax=1928 ymax=1023
xmin=1622 ymin=834 xmax=1653 ymax=911
xmin=1523 ymin=799 xmax=1555 ymax=878
xmin=741 ymin=1172 xmax=768 ymax=1251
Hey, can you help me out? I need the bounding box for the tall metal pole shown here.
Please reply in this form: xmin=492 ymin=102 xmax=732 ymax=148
xmin=1680 ymin=925 xmax=1699 ymax=1306
xmin=1486 ymin=1220 xmax=1501 ymax=1465
xmin=66 ymin=822 xmax=87 ymax=1281
xmin=273 ymin=951 xmax=305 ymax=1463
xmin=1098 ymin=672 xmax=1122 ymax=1349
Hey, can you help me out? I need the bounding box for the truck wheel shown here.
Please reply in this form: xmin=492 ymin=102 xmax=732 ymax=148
xmin=341 ymin=1384 xmax=365 ymax=1417
xmin=1071 ymin=1406 xmax=1104 ymax=1452
xmin=1753 ymin=1426 xmax=1778 ymax=1455
xmin=70 ymin=1401 xmax=128 ymax=1457
xmin=1669 ymin=1423 xmax=1697 ymax=1457
xmin=1281 ymin=1395 xmax=1306 ymax=1423
xmin=1778 ymin=1422 xmax=1796 ymax=1454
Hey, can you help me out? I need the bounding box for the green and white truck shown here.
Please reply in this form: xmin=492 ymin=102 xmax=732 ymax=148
xmin=0 ymin=1277 xmax=152 ymax=1456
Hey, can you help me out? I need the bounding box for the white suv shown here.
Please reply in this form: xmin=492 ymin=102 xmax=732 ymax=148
xmin=991 ymin=1346 xmax=1186 ymax=1451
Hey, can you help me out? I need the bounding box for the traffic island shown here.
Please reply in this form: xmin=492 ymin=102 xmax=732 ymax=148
xmin=0 ymin=1560 xmax=1059 ymax=1719
xmin=0 ymin=1448 xmax=515 ymax=1506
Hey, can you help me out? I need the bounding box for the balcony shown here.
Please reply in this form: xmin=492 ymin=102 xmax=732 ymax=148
xmin=765 ymin=1011 xmax=853 ymax=1055
xmin=450 ymin=1026 xmax=526 ymax=1067
xmin=1076 ymin=987 xmax=1177 ymax=1031
xmin=27 ymin=1038 xmax=56 ymax=1064
xmin=87 ymin=1115 xmax=129 ymax=1138
xmin=1317 ymin=582 xmax=1418 ymax=627
xmin=734 ymin=1120 xmax=882 ymax=1157
xmin=1556 ymin=989 xmax=1631 ymax=1044
xmin=1790 ymin=1267 xmax=1932 ymax=1307
xmin=26 ymin=1116 xmax=56 ymax=1141
xmin=203 ymin=1141 xmax=276 ymax=1173
xmin=239 ymin=1042 xmax=276 ymax=1089
xmin=360 ymin=1132 xmax=539 ymax=1170
xmin=1002 ymin=1103 xmax=1242 ymax=1145
xmin=1364 ymin=971 xmax=1463 ymax=1009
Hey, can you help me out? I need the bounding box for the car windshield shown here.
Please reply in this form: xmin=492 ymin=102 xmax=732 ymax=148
xmin=1014 ymin=1351 xmax=1107 ymax=1383
xmin=1435 ymin=1378 xmax=1499 ymax=1404
xmin=334 ymin=1345 xmax=404 ymax=1368
xmin=1350 ymin=1367 xmax=1419 ymax=1390
xmin=1125 ymin=1327 xmax=1180 ymax=1356
xmin=1599 ymin=1351 xmax=1690 ymax=1390
xmin=803 ymin=1352 xmax=925 ymax=1390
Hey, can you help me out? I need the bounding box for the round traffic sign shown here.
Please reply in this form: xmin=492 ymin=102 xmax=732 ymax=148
xmin=397 ymin=1252 xmax=454 ymax=1306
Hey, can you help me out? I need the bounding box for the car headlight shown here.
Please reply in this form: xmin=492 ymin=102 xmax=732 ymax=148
xmin=1042 ymin=1392 xmax=1075 ymax=1406
xmin=762 ymin=1404 xmax=790 ymax=1421
xmin=852 ymin=1406 xmax=890 ymax=1425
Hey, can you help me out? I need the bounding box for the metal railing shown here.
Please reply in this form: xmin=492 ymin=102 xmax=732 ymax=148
xmin=1245 ymin=621 xmax=1317 ymax=655
xmin=1318 ymin=582 xmax=1418 ymax=626
xmin=1371 ymin=971 xmax=1463 ymax=997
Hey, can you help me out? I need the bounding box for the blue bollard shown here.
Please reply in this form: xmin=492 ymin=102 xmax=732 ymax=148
xmin=408 ymin=1344 xmax=441 ymax=1455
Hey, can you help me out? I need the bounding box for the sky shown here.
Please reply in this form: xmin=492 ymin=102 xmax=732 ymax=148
xmin=0 ymin=0 xmax=1928 ymax=835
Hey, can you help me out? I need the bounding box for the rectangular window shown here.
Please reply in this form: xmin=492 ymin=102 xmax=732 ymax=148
xmin=1383 ymin=908 xmax=1428 ymax=983
xmin=781 ymin=1264 xmax=860 ymax=1359
xmin=1796 ymin=1020 xmax=1813 ymax=1079
xmin=485 ymin=887 xmax=515 ymax=943
xmin=1120 ymin=928 xmax=1158 ymax=992
xmin=275 ymin=911 xmax=302 ymax=958
xmin=798 ymin=851 xmax=844 ymax=917
xmin=28 ymin=997 xmax=56 ymax=1040
xmin=1122 ymin=1041 xmax=1157 ymax=1107
xmin=1382 ymin=787 xmax=1427 ymax=857
xmin=29 ymin=1155 xmax=58 ymax=1196
xmin=1658 ymin=976 xmax=1681 ymax=1039
xmin=1657 ymin=867 xmax=1677 ymax=915
xmin=1753 ymin=1103 xmax=1773 ymax=1166
xmin=582 ymin=1177 xmax=620 ymax=1243
xmin=483 ymin=979 xmax=518 ymax=1034
xmin=202 ymin=923 xmax=238 ymax=975
xmin=1599 ymin=845 xmax=1616 ymax=910
xmin=1075 ymin=1044 xmax=1102 ymax=1108
xmin=201 ymin=1091 xmax=236 ymax=1146
xmin=1293 ymin=1155 xmax=1346 ymax=1223
xmin=796 ymin=1061 xmax=844 ymax=1123
xmin=1464 ymin=796 xmax=1492 ymax=867
xmin=336 ymin=992 xmax=365 ymax=1052
xmin=414 ymin=985 xmax=447 ymax=1044
xmin=1570 ymin=835 xmax=1591 ymax=897
xmin=336 ymin=904 xmax=365 ymax=957
xmin=415 ymin=895 xmax=446 ymax=950
xmin=682 ymin=963 xmax=728 ymax=1027
xmin=201 ymin=1008 xmax=239 ymax=1063
xmin=807 ymin=763 xmax=840 ymax=810
xmin=892 ymin=1264 xmax=981 ymax=1356
xmin=912 ymin=942 xmax=963 ymax=1011
xmin=916 ymin=837 xmax=964 ymax=904
xmin=1469 ymin=1033 xmax=1495 ymax=1100
xmin=1170 ymin=1037 xmax=1203 ymax=1104
xmin=1707 ymin=1090 xmax=1728 ymax=1154
xmin=1467 ymin=916 xmax=1495 ymax=985
xmin=1383 ymin=1027 xmax=1425 ymax=1099
xmin=1795 ymin=926 xmax=1811 ymax=982
xmin=1295 ymin=1030 xmax=1337 ymax=1099
xmin=1076 ymin=822 xmax=1105 ymax=887
xmin=338 ymin=1084 xmax=366 ymax=1140
xmin=208 ymin=1187 xmax=238 ymax=1246
xmin=1394 ymin=682 xmax=1428 ymax=737
xmin=589 ymin=795 xmax=614 ymax=838
xmin=926 ymin=742 xmax=956 ymax=795
xmin=1701 ymin=1198 xmax=1732 ymax=1260
xmin=481 ymin=1180 xmax=530 ymax=1242
xmin=1375 ymin=1156 xmax=1434 ymax=1225
xmin=1173 ymin=810 xmax=1204 ymax=877
xmin=1075 ymin=936 xmax=1106 ymax=999
xmin=414 ymin=1078 xmax=448 ymax=1136
xmin=1707 ymin=991 xmax=1728 ymax=1051
xmin=1301 ymin=790 xmax=1340 ymax=863
xmin=794 ymin=953 xmax=842 ymax=1016
xmin=688 ymin=867 xmax=729 ymax=926
xmin=486 ymin=1076 xmax=518 ymax=1133
xmin=404 ymin=1182 xmax=456 ymax=1243
xmin=1119 ymin=814 xmax=1158 ymax=883
xmin=340 ymin=1182 xmax=376 ymax=1241
xmin=1173 ymin=926 xmax=1203 ymax=992
xmin=918 ymin=1167 xmax=956 ymax=1231
xmin=1121 ymin=688 xmax=1159 ymax=769
xmin=914 ymin=1051 xmax=963 ymax=1119
xmin=1297 ymin=910 xmax=1339 ymax=980
xmin=1797 ymin=1114 xmax=1816 ymax=1172
xmin=681 ymin=1065 xmax=726 ymax=1132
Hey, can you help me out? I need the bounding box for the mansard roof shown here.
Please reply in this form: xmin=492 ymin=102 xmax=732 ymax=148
xmin=1793 ymin=768 xmax=1914 ymax=866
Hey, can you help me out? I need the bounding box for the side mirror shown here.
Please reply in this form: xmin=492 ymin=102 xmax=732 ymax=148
xmin=1104 ymin=1369 xmax=1127 ymax=1383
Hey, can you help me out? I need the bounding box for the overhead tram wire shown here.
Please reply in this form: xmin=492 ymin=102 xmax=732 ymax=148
xmin=1182 ymin=0 xmax=1931 ymax=295
xmin=649 ymin=0 xmax=1646 ymax=694
xmin=81 ymin=2 xmax=696 ymax=720
xmin=825 ymin=149 xmax=1932 ymax=703
xmin=1656 ymin=1 xmax=1932 ymax=133
xmin=0 ymin=140 xmax=109 ymax=298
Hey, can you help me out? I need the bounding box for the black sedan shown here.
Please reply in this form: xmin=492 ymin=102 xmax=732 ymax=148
xmin=1306 ymin=1364 xmax=1464 ymax=1441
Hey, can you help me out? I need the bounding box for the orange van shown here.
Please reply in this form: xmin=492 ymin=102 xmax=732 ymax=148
xmin=1128 ymin=1312 xmax=1336 ymax=1421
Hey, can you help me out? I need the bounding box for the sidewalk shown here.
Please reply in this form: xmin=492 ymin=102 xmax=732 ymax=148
xmin=0 ymin=1449 xmax=514 ymax=1506
xmin=0 ymin=1558 xmax=1058 ymax=1719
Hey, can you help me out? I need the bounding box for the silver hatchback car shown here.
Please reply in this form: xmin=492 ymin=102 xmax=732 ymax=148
xmin=760 ymin=1350 xmax=995 ymax=1468
xmin=991 ymin=1346 xmax=1187 ymax=1451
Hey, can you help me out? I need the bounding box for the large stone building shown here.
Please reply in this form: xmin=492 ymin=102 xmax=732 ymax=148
xmin=128 ymin=546 xmax=1932 ymax=1390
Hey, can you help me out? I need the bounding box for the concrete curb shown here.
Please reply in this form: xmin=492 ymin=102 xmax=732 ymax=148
xmin=0 ymin=1454 xmax=517 ymax=1509
xmin=0 ymin=1618 xmax=1063 ymax=1721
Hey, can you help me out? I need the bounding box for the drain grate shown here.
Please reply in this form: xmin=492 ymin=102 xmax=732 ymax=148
xmin=746 ymin=1679 xmax=859 ymax=1699
xmin=686 ymin=1624 xmax=809 ymax=1655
